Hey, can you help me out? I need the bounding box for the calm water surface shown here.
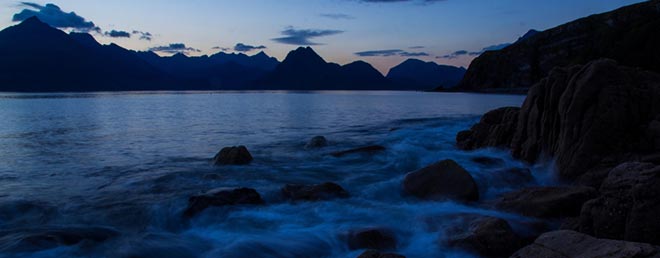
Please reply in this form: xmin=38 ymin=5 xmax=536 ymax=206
xmin=0 ymin=91 xmax=546 ymax=258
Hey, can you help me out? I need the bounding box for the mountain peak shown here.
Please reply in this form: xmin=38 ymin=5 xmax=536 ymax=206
xmin=282 ymin=46 xmax=325 ymax=66
xmin=15 ymin=16 xmax=53 ymax=31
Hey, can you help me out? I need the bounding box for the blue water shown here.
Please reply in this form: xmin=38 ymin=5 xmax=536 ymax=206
xmin=0 ymin=91 xmax=545 ymax=258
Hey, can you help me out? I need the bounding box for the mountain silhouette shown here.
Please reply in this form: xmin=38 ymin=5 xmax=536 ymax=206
xmin=0 ymin=18 xmax=465 ymax=92
xmin=386 ymin=59 xmax=466 ymax=90
xmin=255 ymin=47 xmax=393 ymax=90
xmin=0 ymin=17 xmax=182 ymax=92
xmin=134 ymin=51 xmax=279 ymax=90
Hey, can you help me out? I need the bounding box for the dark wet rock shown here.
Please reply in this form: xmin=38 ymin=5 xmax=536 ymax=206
xmin=281 ymin=182 xmax=349 ymax=201
xmin=212 ymin=146 xmax=253 ymax=165
xmin=347 ymin=228 xmax=397 ymax=251
xmin=402 ymin=159 xmax=479 ymax=202
xmin=511 ymin=59 xmax=660 ymax=179
xmin=495 ymin=186 xmax=597 ymax=218
xmin=471 ymin=156 xmax=505 ymax=166
xmin=357 ymin=250 xmax=406 ymax=258
xmin=446 ymin=216 xmax=523 ymax=257
xmin=331 ymin=145 xmax=386 ymax=158
xmin=0 ymin=226 xmax=119 ymax=252
xmin=579 ymin=162 xmax=660 ymax=245
xmin=511 ymin=230 xmax=660 ymax=258
xmin=183 ymin=187 xmax=264 ymax=217
xmin=305 ymin=136 xmax=328 ymax=149
xmin=459 ymin=59 xmax=660 ymax=180
xmin=456 ymin=107 xmax=520 ymax=150
xmin=457 ymin=0 xmax=660 ymax=92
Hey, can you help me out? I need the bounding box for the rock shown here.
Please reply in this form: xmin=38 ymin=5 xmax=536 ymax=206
xmin=0 ymin=226 xmax=119 ymax=252
xmin=579 ymin=162 xmax=660 ymax=245
xmin=402 ymin=159 xmax=479 ymax=202
xmin=305 ymin=136 xmax=328 ymax=148
xmin=495 ymin=186 xmax=597 ymax=218
xmin=281 ymin=182 xmax=349 ymax=201
xmin=212 ymin=146 xmax=253 ymax=165
xmin=512 ymin=59 xmax=660 ymax=179
xmin=511 ymin=230 xmax=660 ymax=258
xmin=457 ymin=0 xmax=660 ymax=92
xmin=183 ymin=187 xmax=263 ymax=217
xmin=458 ymin=59 xmax=660 ymax=180
xmin=446 ymin=217 xmax=523 ymax=257
xmin=357 ymin=250 xmax=406 ymax=258
xmin=347 ymin=228 xmax=397 ymax=251
xmin=331 ymin=145 xmax=386 ymax=157
xmin=470 ymin=156 xmax=505 ymax=166
xmin=456 ymin=107 xmax=520 ymax=150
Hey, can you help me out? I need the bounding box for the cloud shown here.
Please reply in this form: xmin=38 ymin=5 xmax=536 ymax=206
xmin=233 ymin=43 xmax=266 ymax=52
xmin=132 ymin=30 xmax=153 ymax=41
xmin=354 ymin=49 xmax=429 ymax=57
xmin=320 ymin=13 xmax=355 ymax=19
xmin=272 ymin=27 xmax=343 ymax=45
xmin=12 ymin=2 xmax=99 ymax=32
xmin=355 ymin=49 xmax=404 ymax=57
xmin=438 ymin=43 xmax=511 ymax=59
xmin=400 ymin=51 xmax=429 ymax=57
xmin=148 ymin=43 xmax=200 ymax=54
xmin=104 ymin=30 xmax=130 ymax=38
xmin=212 ymin=46 xmax=230 ymax=51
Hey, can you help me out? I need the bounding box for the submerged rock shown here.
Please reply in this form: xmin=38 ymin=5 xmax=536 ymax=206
xmin=0 ymin=226 xmax=119 ymax=252
xmin=357 ymin=250 xmax=406 ymax=258
xmin=212 ymin=146 xmax=253 ymax=165
xmin=305 ymin=136 xmax=328 ymax=149
xmin=470 ymin=156 xmax=505 ymax=166
xmin=495 ymin=186 xmax=597 ymax=218
xmin=446 ymin=216 xmax=523 ymax=257
xmin=347 ymin=228 xmax=397 ymax=251
xmin=281 ymin=182 xmax=349 ymax=201
xmin=402 ymin=159 xmax=479 ymax=202
xmin=183 ymin=187 xmax=264 ymax=217
xmin=579 ymin=162 xmax=660 ymax=245
xmin=330 ymin=145 xmax=385 ymax=157
xmin=456 ymin=107 xmax=520 ymax=150
xmin=511 ymin=230 xmax=660 ymax=258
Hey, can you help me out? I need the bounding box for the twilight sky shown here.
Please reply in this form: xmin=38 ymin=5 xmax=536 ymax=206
xmin=0 ymin=0 xmax=645 ymax=74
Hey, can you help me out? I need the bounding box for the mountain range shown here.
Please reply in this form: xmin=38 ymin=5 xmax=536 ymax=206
xmin=0 ymin=17 xmax=465 ymax=92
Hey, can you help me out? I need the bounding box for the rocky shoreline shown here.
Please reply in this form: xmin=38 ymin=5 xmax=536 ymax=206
xmin=184 ymin=60 xmax=660 ymax=257
xmin=454 ymin=59 xmax=660 ymax=257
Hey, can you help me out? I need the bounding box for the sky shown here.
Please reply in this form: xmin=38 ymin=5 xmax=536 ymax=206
xmin=0 ymin=0 xmax=646 ymax=74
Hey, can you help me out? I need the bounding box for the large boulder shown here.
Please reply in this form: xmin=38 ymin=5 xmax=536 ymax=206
xmin=446 ymin=216 xmax=523 ymax=257
xmin=456 ymin=107 xmax=520 ymax=150
xmin=213 ymin=146 xmax=253 ymax=165
xmin=495 ymin=186 xmax=597 ymax=218
xmin=402 ymin=159 xmax=479 ymax=202
xmin=347 ymin=228 xmax=397 ymax=251
xmin=183 ymin=187 xmax=264 ymax=217
xmin=281 ymin=182 xmax=349 ymax=201
xmin=511 ymin=230 xmax=660 ymax=258
xmin=579 ymin=162 xmax=660 ymax=245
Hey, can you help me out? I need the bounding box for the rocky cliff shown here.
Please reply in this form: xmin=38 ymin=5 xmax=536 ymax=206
xmin=457 ymin=0 xmax=660 ymax=92
xmin=458 ymin=59 xmax=660 ymax=181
